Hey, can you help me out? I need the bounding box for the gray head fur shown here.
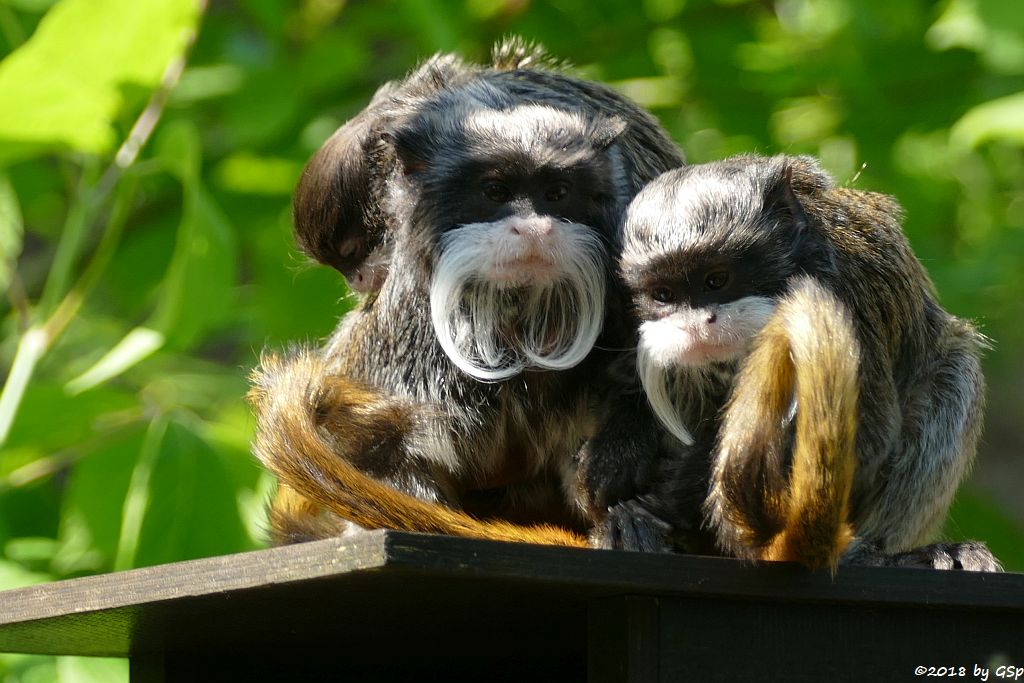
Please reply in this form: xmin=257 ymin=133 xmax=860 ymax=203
xmin=621 ymin=155 xmax=836 ymax=444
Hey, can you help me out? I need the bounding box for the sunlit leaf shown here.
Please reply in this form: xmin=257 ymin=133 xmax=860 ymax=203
xmin=149 ymin=186 xmax=238 ymax=350
xmin=927 ymin=0 xmax=1024 ymax=74
xmin=54 ymin=431 xmax=144 ymax=575
xmin=0 ymin=0 xmax=201 ymax=164
xmin=951 ymin=91 xmax=1024 ymax=149
xmin=169 ymin=64 xmax=246 ymax=105
xmin=611 ymin=77 xmax=685 ymax=109
xmin=213 ymin=153 xmax=303 ymax=195
xmin=0 ymin=173 xmax=23 ymax=292
xmin=129 ymin=418 xmax=256 ymax=568
xmin=113 ymin=416 xmax=166 ymax=571
xmin=4 ymin=536 xmax=57 ymax=564
xmin=64 ymin=327 xmax=165 ymax=395
xmin=0 ymin=558 xmax=51 ymax=590
xmin=771 ymin=96 xmax=843 ymax=147
xmin=55 ymin=657 xmax=128 ymax=683
xmin=145 ymin=120 xmax=238 ymax=350
xmin=1 ymin=0 xmax=58 ymax=11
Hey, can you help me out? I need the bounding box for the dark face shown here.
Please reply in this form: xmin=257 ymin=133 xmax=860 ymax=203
xmin=620 ymin=161 xmax=818 ymax=377
xmin=407 ymin=140 xmax=622 ymax=260
xmin=441 ymin=156 xmax=613 ymax=231
xmin=391 ymin=94 xmax=626 ymax=250
xmin=391 ymin=99 xmax=624 ymax=380
xmin=621 ymin=160 xmax=821 ymax=332
xmin=625 ymin=239 xmax=794 ymax=325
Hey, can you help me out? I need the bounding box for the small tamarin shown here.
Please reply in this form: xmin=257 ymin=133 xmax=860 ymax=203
xmin=612 ymin=154 xmax=1000 ymax=571
xmin=251 ymin=40 xmax=685 ymax=546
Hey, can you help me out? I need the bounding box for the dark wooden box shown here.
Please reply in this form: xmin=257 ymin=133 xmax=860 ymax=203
xmin=0 ymin=530 xmax=1021 ymax=682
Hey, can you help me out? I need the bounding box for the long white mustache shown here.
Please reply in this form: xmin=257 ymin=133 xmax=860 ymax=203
xmin=429 ymin=220 xmax=607 ymax=381
xmin=635 ymin=297 xmax=775 ymax=447
xmin=637 ymin=338 xmax=697 ymax=447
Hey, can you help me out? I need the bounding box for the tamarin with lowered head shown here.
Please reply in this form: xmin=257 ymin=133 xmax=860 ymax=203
xmin=250 ymin=41 xmax=686 ymax=547
xmin=611 ymin=154 xmax=999 ymax=571
xmin=291 ymin=40 xmax=569 ymax=293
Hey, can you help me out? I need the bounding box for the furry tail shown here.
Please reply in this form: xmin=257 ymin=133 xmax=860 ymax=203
xmin=248 ymin=348 xmax=588 ymax=548
xmin=707 ymin=277 xmax=858 ymax=571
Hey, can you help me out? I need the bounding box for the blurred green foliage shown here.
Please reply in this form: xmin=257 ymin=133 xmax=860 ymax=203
xmin=0 ymin=0 xmax=1022 ymax=679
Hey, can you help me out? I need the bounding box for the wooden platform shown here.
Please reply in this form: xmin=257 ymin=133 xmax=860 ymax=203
xmin=0 ymin=531 xmax=1021 ymax=682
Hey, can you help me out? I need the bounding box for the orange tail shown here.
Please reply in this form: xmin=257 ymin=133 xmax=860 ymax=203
xmin=248 ymin=349 xmax=588 ymax=548
xmin=708 ymin=278 xmax=857 ymax=570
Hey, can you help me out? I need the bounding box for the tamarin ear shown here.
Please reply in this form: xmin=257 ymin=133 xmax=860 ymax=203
xmin=766 ymin=161 xmax=837 ymax=273
xmin=292 ymin=118 xmax=379 ymax=279
xmin=766 ymin=164 xmax=810 ymax=233
xmin=386 ymin=123 xmax=432 ymax=177
xmin=590 ymin=115 xmax=628 ymax=151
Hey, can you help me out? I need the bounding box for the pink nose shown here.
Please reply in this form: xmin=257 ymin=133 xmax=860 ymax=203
xmin=509 ymin=217 xmax=554 ymax=238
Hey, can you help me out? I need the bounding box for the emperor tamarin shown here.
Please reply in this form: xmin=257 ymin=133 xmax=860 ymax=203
xmin=615 ymin=154 xmax=999 ymax=571
xmin=250 ymin=41 xmax=685 ymax=546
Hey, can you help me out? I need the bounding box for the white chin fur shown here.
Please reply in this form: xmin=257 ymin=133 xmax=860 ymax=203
xmin=637 ymin=343 xmax=696 ymax=446
xmin=636 ymin=296 xmax=776 ymax=445
xmin=429 ymin=218 xmax=607 ymax=381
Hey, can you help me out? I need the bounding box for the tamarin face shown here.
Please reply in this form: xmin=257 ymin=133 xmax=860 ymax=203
xmin=390 ymin=81 xmax=628 ymax=381
xmin=619 ymin=156 xmax=822 ymax=444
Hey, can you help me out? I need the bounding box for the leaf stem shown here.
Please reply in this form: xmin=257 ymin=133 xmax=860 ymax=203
xmin=0 ymin=26 xmax=198 ymax=449
xmin=42 ymin=177 xmax=137 ymax=343
xmin=6 ymin=271 xmax=31 ymax=330
xmin=114 ymin=414 xmax=169 ymax=571
xmin=0 ymin=326 xmax=46 ymax=445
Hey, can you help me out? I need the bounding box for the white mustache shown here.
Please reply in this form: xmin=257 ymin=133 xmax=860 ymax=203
xmin=429 ymin=219 xmax=607 ymax=381
xmin=635 ymin=297 xmax=776 ymax=446
xmin=637 ymin=340 xmax=696 ymax=446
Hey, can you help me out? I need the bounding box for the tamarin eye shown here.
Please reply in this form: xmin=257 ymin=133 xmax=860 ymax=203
xmin=704 ymin=269 xmax=730 ymax=291
xmin=545 ymin=181 xmax=570 ymax=202
xmin=649 ymin=286 xmax=675 ymax=304
xmin=483 ymin=181 xmax=512 ymax=203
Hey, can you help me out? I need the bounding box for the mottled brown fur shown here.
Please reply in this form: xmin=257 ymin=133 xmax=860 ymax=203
xmin=249 ymin=350 xmax=588 ymax=547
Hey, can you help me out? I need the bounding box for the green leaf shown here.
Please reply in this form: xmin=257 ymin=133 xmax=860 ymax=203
xmin=54 ymin=430 xmax=144 ymax=575
xmin=244 ymin=210 xmax=351 ymax=345
xmin=213 ymin=152 xmax=303 ymax=195
xmin=113 ymin=416 xmax=166 ymax=571
xmin=144 ymin=120 xmax=238 ymax=350
xmin=1 ymin=0 xmax=58 ymax=12
xmin=947 ymin=487 xmax=1024 ymax=573
xmin=0 ymin=558 xmax=51 ymax=590
xmin=129 ymin=418 xmax=256 ymax=568
xmin=4 ymin=536 xmax=57 ymax=563
xmin=0 ymin=0 xmax=201 ymax=165
xmin=951 ymin=91 xmax=1024 ymax=149
xmin=153 ymin=118 xmax=201 ymax=185
xmin=0 ymin=477 xmax=60 ymax=545
xmin=0 ymin=654 xmax=58 ymax=683
xmin=56 ymin=657 xmax=128 ymax=683
xmin=1 ymin=381 xmax=135 ymax=452
xmin=149 ymin=185 xmax=238 ymax=350
xmin=64 ymin=327 xmax=165 ymax=395
xmin=0 ymin=172 xmax=23 ymax=292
